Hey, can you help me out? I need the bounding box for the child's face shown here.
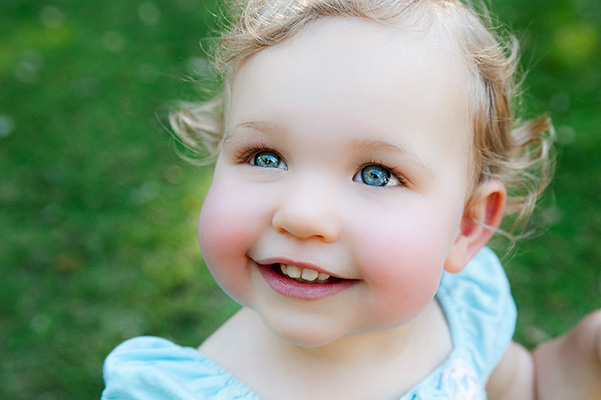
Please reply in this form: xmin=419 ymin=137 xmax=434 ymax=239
xmin=199 ymin=18 xmax=474 ymax=346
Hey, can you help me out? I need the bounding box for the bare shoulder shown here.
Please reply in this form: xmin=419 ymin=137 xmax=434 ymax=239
xmin=486 ymin=341 xmax=535 ymax=400
xmin=533 ymin=310 xmax=601 ymax=400
xmin=487 ymin=310 xmax=601 ymax=400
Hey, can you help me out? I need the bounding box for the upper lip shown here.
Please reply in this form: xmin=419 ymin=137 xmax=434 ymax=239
xmin=251 ymin=257 xmax=345 ymax=279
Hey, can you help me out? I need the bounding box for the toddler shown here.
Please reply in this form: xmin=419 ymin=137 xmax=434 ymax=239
xmin=102 ymin=0 xmax=601 ymax=398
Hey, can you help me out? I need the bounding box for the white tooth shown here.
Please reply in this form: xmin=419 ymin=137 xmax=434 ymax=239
xmin=317 ymin=272 xmax=330 ymax=281
xmin=280 ymin=264 xmax=288 ymax=275
xmin=286 ymin=265 xmax=301 ymax=278
xmin=301 ymin=269 xmax=319 ymax=281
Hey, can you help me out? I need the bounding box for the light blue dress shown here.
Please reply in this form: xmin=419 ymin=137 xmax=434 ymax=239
xmin=102 ymin=247 xmax=516 ymax=399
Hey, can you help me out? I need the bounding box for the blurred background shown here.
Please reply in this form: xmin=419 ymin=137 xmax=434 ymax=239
xmin=1 ymin=0 xmax=600 ymax=398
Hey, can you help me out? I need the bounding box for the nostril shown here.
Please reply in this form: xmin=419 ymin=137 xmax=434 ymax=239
xmin=272 ymin=207 xmax=340 ymax=242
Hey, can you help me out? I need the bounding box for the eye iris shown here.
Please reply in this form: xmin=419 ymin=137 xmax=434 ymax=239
xmin=255 ymin=152 xmax=280 ymax=168
xmin=362 ymin=166 xmax=390 ymax=187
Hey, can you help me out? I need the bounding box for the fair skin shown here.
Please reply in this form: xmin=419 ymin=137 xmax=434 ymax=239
xmin=197 ymin=17 xmax=601 ymax=400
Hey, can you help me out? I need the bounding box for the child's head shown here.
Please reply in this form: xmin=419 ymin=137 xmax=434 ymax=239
xmin=170 ymin=0 xmax=554 ymax=346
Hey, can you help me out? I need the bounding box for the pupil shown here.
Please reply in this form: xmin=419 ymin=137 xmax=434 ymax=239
xmin=362 ymin=166 xmax=390 ymax=187
xmin=256 ymin=152 xmax=279 ymax=168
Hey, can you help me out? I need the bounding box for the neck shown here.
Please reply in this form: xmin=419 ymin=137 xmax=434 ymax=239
xmin=200 ymin=300 xmax=451 ymax=400
xmin=260 ymin=300 xmax=450 ymax=398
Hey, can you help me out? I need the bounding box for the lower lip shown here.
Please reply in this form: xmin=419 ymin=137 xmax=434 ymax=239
xmin=258 ymin=265 xmax=357 ymax=301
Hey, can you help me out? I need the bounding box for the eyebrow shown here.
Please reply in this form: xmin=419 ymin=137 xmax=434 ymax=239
xmin=351 ymin=138 xmax=435 ymax=179
xmin=224 ymin=121 xmax=280 ymax=144
xmin=225 ymin=121 xmax=434 ymax=179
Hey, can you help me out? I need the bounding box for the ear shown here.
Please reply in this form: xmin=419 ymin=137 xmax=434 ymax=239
xmin=444 ymin=179 xmax=506 ymax=273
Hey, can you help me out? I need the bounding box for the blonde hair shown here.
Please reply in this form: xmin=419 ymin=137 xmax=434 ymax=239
xmin=170 ymin=0 xmax=555 ymax=238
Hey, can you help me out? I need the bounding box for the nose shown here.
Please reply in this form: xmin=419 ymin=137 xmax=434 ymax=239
xmin=272 ymin=176 xmax=341 ymax=243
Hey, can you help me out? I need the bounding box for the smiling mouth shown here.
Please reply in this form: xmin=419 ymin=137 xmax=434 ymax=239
xmin=259 ymin=263 xmax=355 ymax=300
xmin=273 ymin=263 xmax=341 ymax=284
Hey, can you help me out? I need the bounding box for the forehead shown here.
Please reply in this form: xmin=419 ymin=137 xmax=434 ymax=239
xmin=227 ymin=16 xmax=471 ymax=126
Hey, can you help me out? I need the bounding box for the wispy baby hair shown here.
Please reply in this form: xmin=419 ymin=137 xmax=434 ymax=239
xmin=170 ymin=0 xmax=555 ymax=238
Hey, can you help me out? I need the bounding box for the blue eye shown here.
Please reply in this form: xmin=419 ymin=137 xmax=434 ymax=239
xmin=361 ymin=165 xmax=390 ymax=187
xmin=355 ymin=165 xmax=400 ymax=187
xmin=253 ymin=151 xmax=287 ymax=170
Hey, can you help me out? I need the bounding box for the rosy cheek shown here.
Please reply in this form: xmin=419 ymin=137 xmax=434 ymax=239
xmin=197 ymin=183 xmax=256 ymax=302
xmin=199 ymin=178 xmax=256 ymax=246
xmin=354 ymin=214 xmax=447 ymax=311
xmin=199 ymin=187 xmax=238 ymax=259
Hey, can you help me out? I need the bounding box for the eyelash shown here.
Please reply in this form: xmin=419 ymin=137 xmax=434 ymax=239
xmin=357 ymin=160 xmax=408 ymax=187
xmin=233 ymin=145 xmax=408 ymax=186
xmin=234 ymin=144 xmax=281 ymax=165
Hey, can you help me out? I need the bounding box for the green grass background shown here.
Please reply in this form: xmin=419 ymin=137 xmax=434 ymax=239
xmin=1 ymin=0 xmax=600 ymax=398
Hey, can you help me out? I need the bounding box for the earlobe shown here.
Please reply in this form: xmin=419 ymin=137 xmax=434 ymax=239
xmin=444 ymin=180 xmax=506 ymax=273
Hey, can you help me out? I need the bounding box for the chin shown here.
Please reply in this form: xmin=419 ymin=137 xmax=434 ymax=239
xmin=262 ymin=317 xmax=347 ymax=348
xmin=278 ymin=333 xmax=341 ymax=348
xmin=270 ymin=327 xmax=332 ymax=348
